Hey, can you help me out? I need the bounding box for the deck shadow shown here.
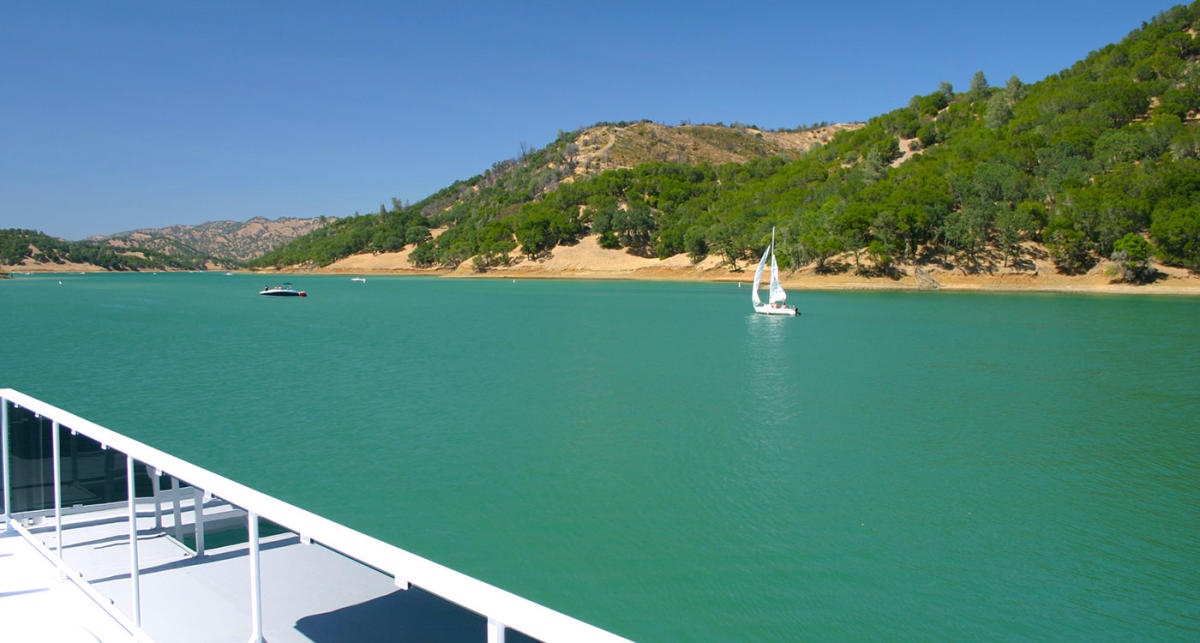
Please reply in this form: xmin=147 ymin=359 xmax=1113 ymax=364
xmin=294 ymin=586 xmax=486 ymax=642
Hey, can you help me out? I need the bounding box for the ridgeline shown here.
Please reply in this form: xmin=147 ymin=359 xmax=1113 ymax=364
xmin=257 ymin=3 xmax=1200 ymax=283
xmin=92 ymin=216 xmax=332 ymax=264
xmin=1 ymin=217 xmax=330 ymax=272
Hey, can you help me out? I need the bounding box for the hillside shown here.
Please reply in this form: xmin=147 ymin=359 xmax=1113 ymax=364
xmin=94 ymin=216 xmax=332 ymax=263
xmin=253 ymin=121 xmax=854 ymax=267
xmin=0 ymin=229 xmax=213 ymax=271
xmin=257 ymin=3 xmax=1200 ymax=290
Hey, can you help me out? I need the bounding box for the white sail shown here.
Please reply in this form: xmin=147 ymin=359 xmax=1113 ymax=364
xmin=751 ymin=226 xmax=797 ymax=315
xmin=768 ymin=252 xmax=786 ymax=304
xmin=751 ymin=244 xmax=770 ymax=307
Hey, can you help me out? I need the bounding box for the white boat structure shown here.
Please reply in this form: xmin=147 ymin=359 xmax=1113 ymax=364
xmin=751 ymin=227 xmax=798 ymax=316
xmin=351 ymin=277 xmax=366 ymax=283
xmin=259 ymin=283 xmax=307 ymax=297
xmin=0 ymin=388 xmax=631 ymax=643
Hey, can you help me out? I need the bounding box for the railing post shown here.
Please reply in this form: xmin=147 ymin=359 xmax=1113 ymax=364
xmin=52 ymin=420 xmax=64 ymax=575
xmin=248 ymin=510 xmax=263 ymax=643
xmin=127 ymin=455 xmax=141 ymax=626
xmin=488 ymin=618 xmax=507 ymax=643
xmin=171 ymin=475 xmax=183 ymax=542
xmin=193 ymin=487 xmax=206 ymax=555
xmin=152 ymin=468 xmax=163 ymax=530
xmin=2 ymin=398 xmax=10 ymax=523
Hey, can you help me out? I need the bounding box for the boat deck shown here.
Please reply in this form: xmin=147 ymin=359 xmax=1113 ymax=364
xmin=1 ymin=389 xmax=617 ymax=642
xmin=2 ymin=501 xmax=499 ymax=642
xmin=0 ymin=524 xmax=133 ymax=642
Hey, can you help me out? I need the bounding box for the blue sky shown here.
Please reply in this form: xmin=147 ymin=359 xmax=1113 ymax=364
xmin=1 ymin=0 xmax=1181 ymax=240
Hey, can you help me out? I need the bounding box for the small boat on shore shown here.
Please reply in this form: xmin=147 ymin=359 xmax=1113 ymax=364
xmin=259 ymin=283 xmax=307 ymax=297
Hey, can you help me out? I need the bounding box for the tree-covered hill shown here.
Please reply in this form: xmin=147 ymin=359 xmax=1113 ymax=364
xmin=0 ymin=229 xmax=214 ymax=271
xmin=258 ymin=4 xmax=1200 ymax=278
xmin=252 ymin=121 xmax=853 ymax=268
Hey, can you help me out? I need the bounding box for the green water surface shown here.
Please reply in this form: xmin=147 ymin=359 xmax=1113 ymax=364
xmin=2 ymin=273 xmax=1198 ymax=640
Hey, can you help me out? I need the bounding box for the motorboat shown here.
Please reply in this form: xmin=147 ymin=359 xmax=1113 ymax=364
xmin=259 ymin=283 xmax=307 ymax=297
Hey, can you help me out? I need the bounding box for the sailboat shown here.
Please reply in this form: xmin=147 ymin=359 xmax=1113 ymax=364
xmin=752 ymin=227 xmax=798 ymax=316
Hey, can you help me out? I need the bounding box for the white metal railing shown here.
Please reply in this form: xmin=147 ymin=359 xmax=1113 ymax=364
xmin=1 ymin=388 xmax=631 ymax=643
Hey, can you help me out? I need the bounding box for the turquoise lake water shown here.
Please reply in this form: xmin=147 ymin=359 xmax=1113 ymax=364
xmin=2 ymin=273 xmax=1198 ymax=640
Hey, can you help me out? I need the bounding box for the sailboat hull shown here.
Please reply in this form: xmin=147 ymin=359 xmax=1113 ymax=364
xmin=754 ymin=304 xmax=798 ymax=316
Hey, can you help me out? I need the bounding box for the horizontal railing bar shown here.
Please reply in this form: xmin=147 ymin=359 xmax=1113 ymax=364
xmin=1 ymin=389 xmax=629 ymax=643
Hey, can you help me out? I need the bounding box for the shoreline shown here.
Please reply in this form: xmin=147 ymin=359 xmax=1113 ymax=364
xmin=8 ymin=265 xmax=1198 ymax=296
xmin=247 ymin=233 xmax=1200 ymax=296
xmin=7 ymin=233 xmax=1200 ymax=296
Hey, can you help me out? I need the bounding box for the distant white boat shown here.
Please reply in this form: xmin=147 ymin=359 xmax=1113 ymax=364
xmin=752 ymin=227 xmax=798 ymax=316
xmin=351 ymin=277 xmax=366 ymax=283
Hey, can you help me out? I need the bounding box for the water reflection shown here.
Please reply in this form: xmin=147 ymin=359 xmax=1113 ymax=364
xmin=737 ymin=312 xmax=805 ymax=457
xmin=744 ymin=313 xmax=795 ymax=413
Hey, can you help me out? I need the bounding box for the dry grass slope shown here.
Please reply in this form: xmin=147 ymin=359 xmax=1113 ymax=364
xmin=96 ymin=216 xmax=333 ymax=262
xmin=568 ymin=122 xmax=861 ymax=176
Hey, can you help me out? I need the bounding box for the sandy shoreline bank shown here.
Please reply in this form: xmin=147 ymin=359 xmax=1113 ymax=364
xmin=267 ymin=234 xmax=1200 ymax=296
xmin=7 ymin=234 xmax=1200 ymax=296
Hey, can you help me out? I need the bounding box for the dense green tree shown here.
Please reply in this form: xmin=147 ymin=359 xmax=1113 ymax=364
xmin=611 ymin=201 xmax=657 ymax=255
xmin=969 ymin=71 xmax=990 ymax=101
xmin=833 ymin=202 xmax=874 ymax=272
xmin=994 ymin=205 xmax=1037 ymax=266
xmin=1110 ymin=232 xmax=1155 ymax=282
xmin=409 ymin=241 xmax=437 ymax=267
xmin=515 ymin=213 xmax=556 ymax=258
xmin=866 ymin=239 xmax=894 ymax=275
xmin=985 ymin=92 xmax=1013 ymax=129
xmin=945 ymin=201 xmax=993 ymax=270
xmin=684 ymin=226 xmax=708 ymax=262
xmin=1044 ymin=217 xmax=1095 ymax=273
xmin=1151 ymin=205 xmax=1200 ymax=270
xmin=916 ymin=122 xmax=939 ymax=147
xmin=1005 ymin=75 xmax=1027 ymax=102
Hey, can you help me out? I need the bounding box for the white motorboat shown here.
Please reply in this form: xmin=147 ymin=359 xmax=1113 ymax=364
xmin=259 ymin=283 xmax=307 ymax=297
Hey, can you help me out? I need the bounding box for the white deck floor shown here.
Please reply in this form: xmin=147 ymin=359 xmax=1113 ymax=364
xmin=3 ymin=501 xmax=495 ymax=642
xmin=0 ymin=524 xmax=134 ymax=642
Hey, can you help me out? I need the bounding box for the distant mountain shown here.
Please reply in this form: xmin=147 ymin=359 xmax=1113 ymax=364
xmin=93 ymin=216 xmax=333 ymax=263
xmin=0 ymin=228 xmax=212 ymax=271
xmin=0 ymin=216 xmax=333 ymax=272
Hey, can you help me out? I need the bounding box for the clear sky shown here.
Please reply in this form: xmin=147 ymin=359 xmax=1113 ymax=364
xmin=1 ymin=0 xmax=1182 ymax=240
